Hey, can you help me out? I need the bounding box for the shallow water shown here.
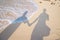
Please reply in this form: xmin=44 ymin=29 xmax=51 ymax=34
xmin=0 ymin=0 xmax=38 ymax=30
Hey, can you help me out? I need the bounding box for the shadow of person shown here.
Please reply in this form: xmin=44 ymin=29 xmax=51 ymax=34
xmin=0 ymin=11 xmax=29 ymax=40
xmin=31 ymin=9 xmax=50 ymax=40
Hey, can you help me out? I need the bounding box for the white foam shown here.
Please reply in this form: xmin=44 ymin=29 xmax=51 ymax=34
xmin=0 ymin=0 xmax=38 ymax=30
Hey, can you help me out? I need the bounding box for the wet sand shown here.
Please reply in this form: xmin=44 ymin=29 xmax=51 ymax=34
xmin=0 ymin=0 xmax=60 ymax=40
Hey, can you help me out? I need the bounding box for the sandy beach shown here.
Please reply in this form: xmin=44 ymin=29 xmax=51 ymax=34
xmin=0 ymin=0 xmax=60 ymax=40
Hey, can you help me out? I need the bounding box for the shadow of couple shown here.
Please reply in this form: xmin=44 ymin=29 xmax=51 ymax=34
xmin=0 ymin=9 xmax=50 ymax=40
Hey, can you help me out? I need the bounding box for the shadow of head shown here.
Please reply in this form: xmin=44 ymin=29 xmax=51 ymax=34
xmin=43 ymin=9 xmax=46 ymax=12
xmin=23 ymin=11 xmax=28 ymax=17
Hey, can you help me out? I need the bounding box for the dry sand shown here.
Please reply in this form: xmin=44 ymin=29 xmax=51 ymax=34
xmin=0 ymin=0 xmax=60 ymax=40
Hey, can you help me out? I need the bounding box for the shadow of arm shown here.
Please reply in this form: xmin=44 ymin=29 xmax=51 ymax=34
xmin=25 ymin=16 xmax=39 ymax=26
